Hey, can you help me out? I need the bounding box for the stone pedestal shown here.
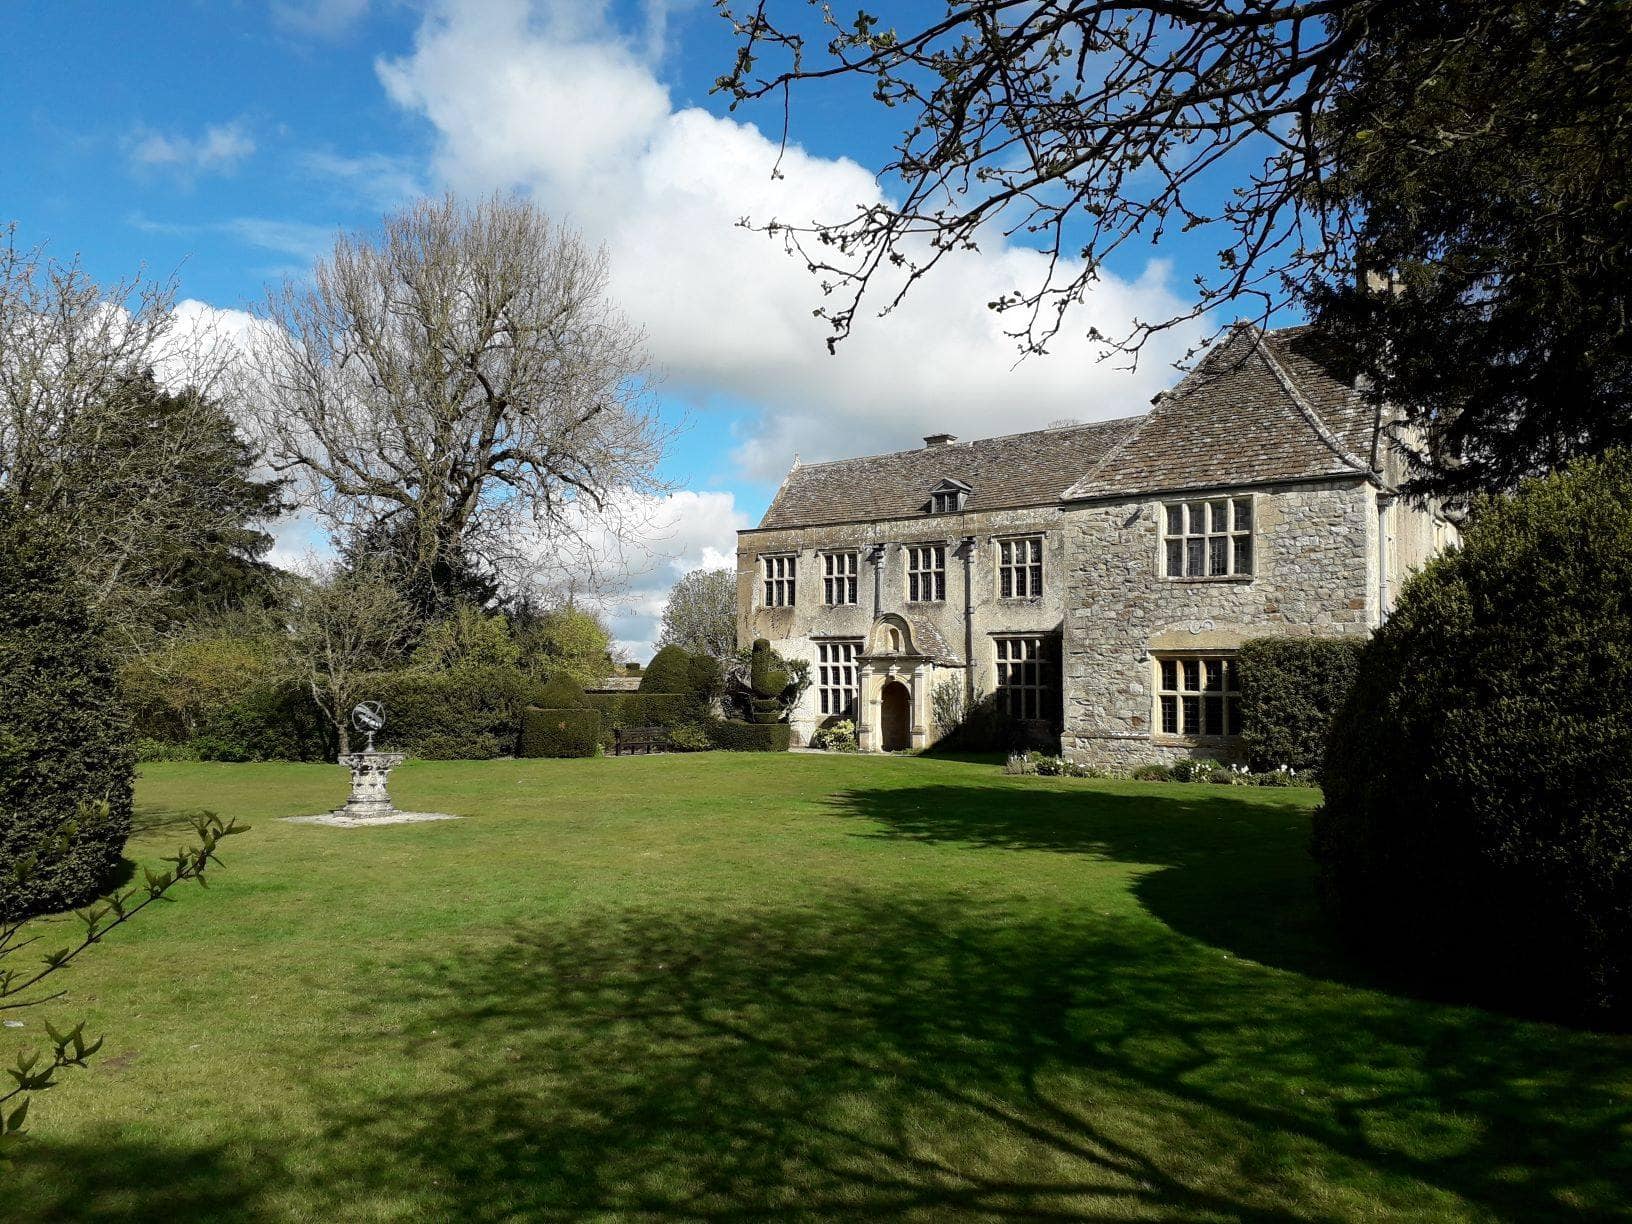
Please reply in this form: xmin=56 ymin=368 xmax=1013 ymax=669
xmin=334 ymin=751 xmax=407 ymax=819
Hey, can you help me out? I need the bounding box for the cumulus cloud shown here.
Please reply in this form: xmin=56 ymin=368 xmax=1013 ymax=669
xmin=127 ymin=121 xmax=255 ymax=179
xmin=376 ymin=0 xmax=1200 ymax=482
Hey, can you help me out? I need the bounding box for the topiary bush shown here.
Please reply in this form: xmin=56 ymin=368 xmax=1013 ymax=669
xmin=1315 ymin=451 xmax=1632 ymax=1023
xmin=517 ymin=707 xmax=602 ymax=758
xmin=0 ymin=497 xmax=136 ymax=921
xmin=1237 ymin=637 xmax=1365 ymax=774
xmin=638 ymin=645 xmax=695 ymax=695
xmin=747 ymin=639 xmax=789 ymax=724
xmin=707 ymin=719 xmax=791 ymax=752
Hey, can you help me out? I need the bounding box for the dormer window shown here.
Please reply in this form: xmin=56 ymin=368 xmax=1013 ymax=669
xmin=927 ymin=478 xmax=971 ymax=515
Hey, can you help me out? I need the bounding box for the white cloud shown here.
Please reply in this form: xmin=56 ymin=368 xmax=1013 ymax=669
xmin=299 ymin=150 xmax=424 ymax=210
xmin=271 ymin=0 xmax=370 ymax=40
xmin=127 ymin=121 xmax=256 ymax=179
xmin=376 ymin=0 xmax=1201 ymax=482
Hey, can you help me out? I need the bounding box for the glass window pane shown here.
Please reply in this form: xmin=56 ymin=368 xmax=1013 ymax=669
xmin=1234 ymin=536 xmax=1253 ymax=575
xmin=1224 ymin=659 xmax=1239 ymax=691
xmin=1000 ymin=569 xmax=1012 ymax=598
xmin=1204 ymin=659 xmax=1223 ymax=691
xmin=1160 ymin=695 xmax=1178 ymax=734
xmin=1029 ymin=563 xmax=1042 ymax=594
xmin=1186 ymin=538 xmax=1205 ymax=576
xmin=1205 ymin=695 xmax=1224 ymax=736
xmin=1182 ymin=659 xmax=1200 ymax=691
xmin=1166 ymin=539 xmax=1183 ymax=576
xmin=1166 ymin=504 xmax=1183 ymax=535
xmin=1227 ymin=696 xmax=1242 ymax=736
xmin=1210 ymin=500 xmax=1229 ymax=532
xmin=1208 ymin=536 xmax=1229 ymax=575
xmin=1161 ymin=659 xmax=1177 ymax=690
xmin=1182 ymin=695 xmax=1200 ymax=734
xmin=1029 ymin=538 xmax=1042 ymax=562
xmin=1188 ymin=502 xmax=1206 ymax=532
xmin=1233 ymin=497 xmax=1253 ymax=531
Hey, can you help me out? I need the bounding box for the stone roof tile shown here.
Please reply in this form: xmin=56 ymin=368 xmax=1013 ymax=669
xmin=756 ymin=416 xmax=1142 ymax=530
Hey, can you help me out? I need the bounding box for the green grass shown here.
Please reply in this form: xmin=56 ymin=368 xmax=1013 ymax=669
xmin=5 ymin=754 xmax=1630 ymax=1221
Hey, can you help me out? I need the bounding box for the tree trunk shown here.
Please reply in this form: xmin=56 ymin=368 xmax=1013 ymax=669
xmin=337 ymin=723 xmax=350 ymax=756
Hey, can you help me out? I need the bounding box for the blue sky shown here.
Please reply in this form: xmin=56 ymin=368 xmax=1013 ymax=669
xmin=1 ymin=0 xmax=1263 ymax=654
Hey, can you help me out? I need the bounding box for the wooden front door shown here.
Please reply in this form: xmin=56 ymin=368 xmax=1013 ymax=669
xmin=880 ymin=680 xmax=911 ymax=751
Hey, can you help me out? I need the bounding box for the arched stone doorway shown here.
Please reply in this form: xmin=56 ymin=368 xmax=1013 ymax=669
xmin=880 ymin=680 xmax=912 ymax=751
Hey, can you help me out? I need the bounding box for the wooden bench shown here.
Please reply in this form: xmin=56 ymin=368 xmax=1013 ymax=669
xmin=613 ymin=725 xmax=671 ymax=756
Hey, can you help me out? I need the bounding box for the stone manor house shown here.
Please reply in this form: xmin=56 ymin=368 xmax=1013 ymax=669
xmin=734 ymin=324 xmax=1456 ymax=767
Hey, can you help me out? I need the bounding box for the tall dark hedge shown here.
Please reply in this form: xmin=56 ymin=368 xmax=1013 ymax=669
xmin=371 ymin=667 xmax=544 ymax=759
xmin=193 ymin=680 xmax=333 ymax=762
xmin=0 ymin=496 xmax=136 ymax=921
xmin=707 ymin=720 xmax=790 ymax=752
xmin=1237 ymin=637 xmax=1365 ymax=773
xmin=1314 ymin=452 xmax=1632 ymax=1023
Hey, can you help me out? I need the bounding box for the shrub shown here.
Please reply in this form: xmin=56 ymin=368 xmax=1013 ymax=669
xmin=136 ymin=738 xmax=202 ymax=763
xmin=0 ymin=498 xmax=135 ymax=920
xmin=810 ymin=719 xmax=858 ymax=752
xmin=1004 ymin=751 xmax=1038 ymax=775
xmin=639 ymin=644 xmax=696 ymax=694
xmin=1131 ymin=764 xmax=1170 ymax=782
xmin=1315 ymin=451 xmax=1632 ymax=1022
xmin=1237 ymin=637 xmax=1366 ymax=774
xmin=517 ymin=707 xmax=603 ymax=758
xmin=707 ymin=719 xmax=791 ymax=752
xmin=192 ymin=680 xmax=332 ymax=762
xmin=668 ymin=723 xmax=713 ymax=752
xmin=1166 ymin=758 xmax=1222 ymax=783
xmin=535 ymin=673 xmax=592 ymax=710
xmin=370 ymin=666 xmax=541 ymax=759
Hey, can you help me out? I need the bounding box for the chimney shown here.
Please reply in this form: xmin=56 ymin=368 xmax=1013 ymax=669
xmin=923 ymin=433 xmax=957 ymax=447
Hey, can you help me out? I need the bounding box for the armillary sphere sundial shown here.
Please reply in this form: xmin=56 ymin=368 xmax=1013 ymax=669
xmin=283 ymin=701 xmax=458 ymax=828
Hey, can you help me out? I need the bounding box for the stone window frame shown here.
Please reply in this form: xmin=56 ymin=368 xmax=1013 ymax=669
xmin=905 ymin=542 xmax=947 ymax=603
xmin=994 ymin=634 xmax=1052 ymax=722
xmin=1161 ymin=494 xmax=1255 ymax=581
xmin=995 ymin=534 xmax=1045 ymax=600
xmin=761 ymin=552 xmax=797 ymax=608
xmin=1152 ymin=652 xmax=1243 ymax=741
xmin=821 ymin=550 xmax=859 ymax=606
xmin=816 ymin=638 xmax=861 ymax=717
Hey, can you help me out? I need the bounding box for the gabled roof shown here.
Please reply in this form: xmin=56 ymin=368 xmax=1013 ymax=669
xmin=754 ymin=416 xmax=1143 ymax=531
xmin=1061 ymin=324 xmax=1378 ymax=501
xmin=749 ymin=324 xmax=1381 ymax=532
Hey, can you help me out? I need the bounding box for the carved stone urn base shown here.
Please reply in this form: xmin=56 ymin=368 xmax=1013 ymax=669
xmin=283 ymin=749 xmax=458 ymax=828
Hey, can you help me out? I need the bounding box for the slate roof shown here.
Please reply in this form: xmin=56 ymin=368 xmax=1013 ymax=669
xmin=751 ymin=324 xmax=1381 ymax=530
xmin=755 ymin=416 xmax=1144 ymax=530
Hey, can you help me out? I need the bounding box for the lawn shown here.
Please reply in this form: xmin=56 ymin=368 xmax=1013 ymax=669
xmin=5 ymin=754 xmax=1630 ymax=1222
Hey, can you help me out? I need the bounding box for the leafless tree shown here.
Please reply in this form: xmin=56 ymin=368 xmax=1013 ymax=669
xmin=244 ymin=194 xmax=670 ymax=607
xmin=281 ymin=559 xmax=415 ymax=754
xmin=715 ymin=0 xmax=1385 ymax=358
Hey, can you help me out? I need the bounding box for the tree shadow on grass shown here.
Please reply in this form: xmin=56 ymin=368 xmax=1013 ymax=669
xmin=4 ymin=1129 xmax=272 ymax=1223
xmin=311 ymin=893 xmax=1632 ymax=1221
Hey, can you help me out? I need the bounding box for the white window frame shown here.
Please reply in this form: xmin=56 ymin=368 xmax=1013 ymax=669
xmin=816 ymin=640 xmax=861 ymax=717
xmin=762 ymin=553 xmax=797 ymax=607
xmin=1154 ymin=653 xmax=1242 ymax=739
xmin=1162 ymin=495 xmax=1254 ymax=579
xmin=995 ymin=635 xmax=1051 ymax=722
xmin=931 ymin=488 xmax=966 ymax=514
xmin=996 ymin=535 xmax=1044 ymax=600
xmin=905 ymin=544 xmax=946 ymax=603
xmin=821 ymin=550 xmax=859 ymax=606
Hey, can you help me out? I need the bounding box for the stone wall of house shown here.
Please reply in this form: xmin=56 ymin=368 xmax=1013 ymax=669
xmin=736 ymin=504 xmax=1071 ymax=745
xmin=1061 ymin=477 xmax=1378 ymax=770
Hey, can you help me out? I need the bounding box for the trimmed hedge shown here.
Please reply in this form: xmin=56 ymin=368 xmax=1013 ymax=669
xmin=518 ymin=707 xmax=602 ymax=758
xmin=193 ymin=680 xmax=332 ymax=762
xmin=1236 ymin=637 xmax=1365 ymax=773
xmin=1315 ymin=451 xmax=1632 ymax=1023
xmin=367 ymin=666 xmax=543 ymax=760
xmin=0 ymin=498 xmax=135 ymax=920
xmin=639 ymin=644 xmax=695 ymax=694
xmin=707 ymin=719 xmax=791 ymax=752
